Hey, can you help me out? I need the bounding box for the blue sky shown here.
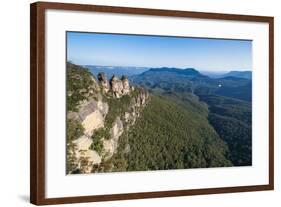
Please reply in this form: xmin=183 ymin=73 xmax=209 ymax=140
xmin=67 ymin=32 xmax=252 ymax=72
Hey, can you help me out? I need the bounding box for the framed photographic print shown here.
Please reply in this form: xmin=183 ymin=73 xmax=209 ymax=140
xmin=30 ymin=1 xmax=274 ymax=205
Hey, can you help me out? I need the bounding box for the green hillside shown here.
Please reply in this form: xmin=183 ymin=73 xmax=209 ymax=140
xmin=115 ymin=94 xmax=232 ymax=171
xmin=66 ymin=62 xmax=98 ymax=111
xmin=199 ymin=95 xmax=252 ymax=166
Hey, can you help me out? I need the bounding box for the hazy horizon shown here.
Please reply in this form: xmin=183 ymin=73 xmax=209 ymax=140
xmin=72 ymin=63 xmax=251 ymax=73
xmin=78 ymin=63 xmax=250 ymax=72
xmin=67 ymin=32 xmax=252 ymax=72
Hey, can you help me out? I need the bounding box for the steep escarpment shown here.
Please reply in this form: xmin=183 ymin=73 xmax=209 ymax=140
xmin=66 ymin=63 xmax=149 ymax=174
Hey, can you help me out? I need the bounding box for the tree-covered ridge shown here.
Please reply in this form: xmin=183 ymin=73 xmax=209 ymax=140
xmin=112 ymin=94 xmax=232 ymax=171
xmin=199 ymin=95 xmax=252 ymax=166
xmin=67 ymin=62 xmax=99 ymax=111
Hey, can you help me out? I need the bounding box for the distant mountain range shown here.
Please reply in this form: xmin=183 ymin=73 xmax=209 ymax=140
xmin=222 ymin=71 xmax=252 ymax=79
xmin=84 ymin=65 xmax=252 ymax=101
xmin=85 ymin=65 xmax=252 ymax=80
xmin=84 ymin=65 xmax=149 ymax=77
xmin=201 ymin=70 xmax=252 ymax=79
xmin=146 ymin=67 xmax=205 ymax=77
xmin=131 ymin=67 xmax=252 ymax=102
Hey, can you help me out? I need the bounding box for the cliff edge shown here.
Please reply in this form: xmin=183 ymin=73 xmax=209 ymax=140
xmin=66 ymin=62 xmax=149 ymax=174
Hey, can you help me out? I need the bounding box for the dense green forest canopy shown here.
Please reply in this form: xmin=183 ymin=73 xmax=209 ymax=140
xmin=124 ymin=94 xmax=232 ymax=170
xmin=199 ymin=95 xmax=252 ymax=166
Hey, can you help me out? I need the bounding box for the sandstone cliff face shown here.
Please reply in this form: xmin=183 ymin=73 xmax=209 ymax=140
xmin=68 ymin=96 xmax=109 ymax=136
xmin=102 ymin=116 xmax=124 ymax=159
xmin=72 ymin=136 xmax=101 ymax=173
xmin=66 ymin=65 xmax=149 ymax=174
xmin=100 ymin=88 xmax=149 ymax=161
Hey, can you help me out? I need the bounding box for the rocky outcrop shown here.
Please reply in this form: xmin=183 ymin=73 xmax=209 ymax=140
xmin=124 ymin=88 xmax=149 ymax=126
xmin=67 ymin=131 xmax=103 ymax=174
xmin=121 ymin=76 xmax=130 ymax=95
xmin=101 ymin=89 xmax=149 ymax=160
xmin=72 ymin=135 xmax=102 ymax=173
xmin=82 ymin=110 xmax=104 ymax=136
xmin=67 ymin=63 xmax=149 ymax=174
xmin=68 ymin=97 xmax=108 ymax=136
xmin=98 ymin=72 xmax=110 ymax=93
xmin=97 ymin=73 xmax=131 ymax=98
xmin=102 ymin=117 xmax=124 ymax=159
xmin=110 ymin=75 xmax=124 ymax=98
